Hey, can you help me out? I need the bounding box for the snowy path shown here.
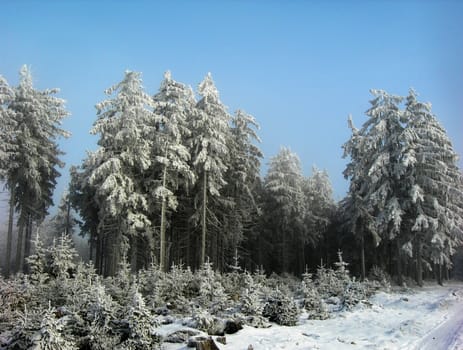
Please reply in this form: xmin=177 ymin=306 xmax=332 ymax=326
xmin=415 ymin=287 xmax=463 ymax=350
xmin=162 ymin=282 xmax=463 ymax=350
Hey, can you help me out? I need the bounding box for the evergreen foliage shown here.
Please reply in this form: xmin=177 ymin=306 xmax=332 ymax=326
xmin=344 ymin=89 xmax=463 ymax=285
xmin=262 ymin=288 xmax=299 ymax=326
xmin=0 ymin=66 xmax=69 ymax=276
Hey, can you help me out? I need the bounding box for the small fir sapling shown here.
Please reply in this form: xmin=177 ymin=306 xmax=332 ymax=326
xmin=33 ymin=304 xmax=77 ymax=350
xmin=262 ymin=288 xmax=299 ymax=326
xmin=48 ymin=233 xmax=78 ymax=279
xmin=153 ymin=264 xmax=192 ymax=312
xmin=196 ymin=259 xmax=228 ymax=313
xmin=137 ymin=262 xmax=162 ymax=308
xmin=26 ymin=233 xmax=49 ymax=285
xmin=83 ymin=278 xmax=119 ymax=349
xmin=106 ymin=258 xmax=133 ymax=305
xmin=119 ymin=283 xmax=160 ymax=350
xmin=300 ymin=268 xmax=329 ymax=320
xmin=238 ymin=271 xmax=263 ymax=316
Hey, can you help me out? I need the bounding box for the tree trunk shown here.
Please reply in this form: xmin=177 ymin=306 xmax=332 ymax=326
xmin=281 ymin=224 xmax=287 ymax=273
xmin=299 ymin=241 xmax=305 ymax=276
xmin=95 ymin=235 xmax=101 ymax=273
xmin=201 ymin=171 xmax=207 ymax=266
xmin=396 ymin=238 xmax=403 ymax=286
xmin=436 ymin=263 xmax=443 ymax=286
xmin=416 ymin=235 xmax=423 ymax=287
xmin=5 ymin=186 xmax=15 ymax=277
xmin=65 ymin=195 xmax=71 ymax=235
xmin=23 ymin=215 xmax=33 ymax=273
xmin=160 ymin=164 xmax=168 ymax=272
xmin=15 ymin=214 xmax=26 ymax=274
xmin=130 ymin=235 xmax=138 ymax=272
xmin=360 ymin=233 xmax=366 ymax=281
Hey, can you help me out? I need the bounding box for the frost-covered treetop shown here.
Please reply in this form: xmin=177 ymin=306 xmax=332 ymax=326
xmin=198 ymin=72 xmax=219 ymax=101
xmin=0 ymin=75 xmax=15 ymax=104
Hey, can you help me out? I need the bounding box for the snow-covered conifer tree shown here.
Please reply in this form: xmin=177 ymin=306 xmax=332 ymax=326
xmin=51 ymin=191 xmax=79 ymax=237
xmin=121 ymin=283 xmax=159 ymax=349
xmin=6 ymin=65 xmax=69 ymax=274
xmin=343 ymin=90 xmax=409 ymax=283
xmin=26 ymin=233 xmax=49 ymax=286
xmin=49 ymin=233 xmax=78 ymax=279
xmin=222 ymin=110 xmax=263 ymax=267
xmin=88 ymin=70 xmax=154 ymax=275
xmin=196 ymin=259 xmax=228 ymax=312
xmin=263 ymin=147 xmax=306 ymax=274
xmin=189 ymin=73 xmax=230 ymax=267
xmin=303 ymin=166 xmax=336 ymax=262
xmin=0 ymin=74 xmax=17 ymax=277
xmin=150 ymin=71 xmax=196 ymax=271
xmin=342 ymin=115 xmax=379 ymax=280
xmin=404 ymin=89 xmax=463 ymax=285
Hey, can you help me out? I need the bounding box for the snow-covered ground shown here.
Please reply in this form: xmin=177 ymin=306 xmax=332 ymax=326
xmin=162 ymin=282 xmax=463 ymax=350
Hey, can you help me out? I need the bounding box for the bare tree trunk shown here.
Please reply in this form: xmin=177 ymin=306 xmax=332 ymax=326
xmin=360 ymin=233 xmax=366 ymax=281
xmin=65 ymin=194 xmax=71 ymax=235
xmin=299 ymin=242 xmax=305 ymax=275
xmin=15 ymin=214 xmax=26 ymax=274
xmin=89 ymin=236 xmax=94 ymax=263
xmin=396 ymin=238 xmax=403 ymax=286
xmin=5 ymin=186 xmax=15 ymax=277
xmin=281 ymin=225 xmax=287 ymax=273
xmin=186 ymin=220 xmax=191 ymax=268
xmin=160 ymin=164 xmax=168 ymax=272
xmin=436 ymin=263 xmax=443 ymax=286
xmin=130 ymin=235 xmax=138 ymax=272
xmin=95 ymin=235 xmax=101 ymax=273
xmin=201 ymin=172 xmax=207 ymax=266
xmin=416 ymin=235 xmax=423 ymax=287
xmin=23 ymin=215 xmax=33 ymax=273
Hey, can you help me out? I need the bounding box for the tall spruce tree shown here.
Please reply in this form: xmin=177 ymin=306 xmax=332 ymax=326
xmin=222 ymin=110 xmax=263 ymax=268
xmin=69 ymin=162 xmax=101 ymax=266
xmin=50 ymin=191 xmax=79 ymax=237
xmin=0 ymin=75 xmax=17 ymax=277
xmin=264 ymin=147 xmax=306 ymax=273
xmin=358 ymin=90 xmax=408 ymax=283
xmin=151 ymin=71 xmax=196 ymax=271
xmin=5 ymin=66 xmax=69 ymax=274
xmin=342 ymin=115 xmax=379 ymax=280
xmin=190 ymin=73 xmax=230 ymax=267
xmin=87 ymin=70 xmax=154 ymax=275
xmin=304 ymin=166 xmax=335 ymax=245
xmin=404 ymin=89 xmax=463 ymax=285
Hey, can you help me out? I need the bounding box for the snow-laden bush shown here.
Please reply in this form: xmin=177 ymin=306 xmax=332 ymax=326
xmin=343 ymin=279 xmax=369 ymax=310
xmin=138 ymin=262 xmax=163 ymax=309
xmin=313 ymin=252 xmax=371 ymax=312
xmin=105 ymin=259 xmax=133 ymax=306
xmin=262 ymin=289 xmax=299 ymax=326
xmin=152 ymin=264 xmax=194 ymax=313
xmin=187 ymin=308 xmax=216 ymax=333
xmin=368 ymin=265 xmax=392 ymax=290
xmin=0 ymin=275 xmax=32 ymax=329
xmin=34 ymin=306 xmax=78 ymax=349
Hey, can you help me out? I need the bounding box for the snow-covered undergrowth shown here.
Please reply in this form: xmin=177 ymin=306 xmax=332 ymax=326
xmin=162 ymin=282 xmax=463 ymax=350
xmin=1 ymin=236 xmax=462 ymax=350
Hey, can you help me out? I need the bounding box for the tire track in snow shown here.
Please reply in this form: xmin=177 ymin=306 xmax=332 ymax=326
xmin=415 ymin=288 xmax=463 ymax=350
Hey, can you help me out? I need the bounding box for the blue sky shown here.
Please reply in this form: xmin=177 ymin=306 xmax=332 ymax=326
xmin=1 ymin=0 xmax=462 ymax=203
